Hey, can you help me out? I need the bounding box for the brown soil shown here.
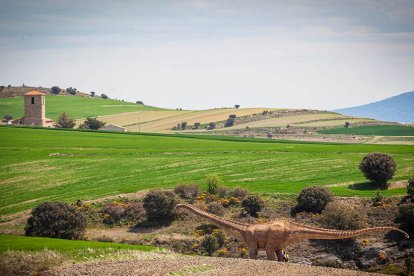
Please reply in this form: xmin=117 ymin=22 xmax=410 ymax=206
xmin=49 ymin=251 xmax=382 ymax=276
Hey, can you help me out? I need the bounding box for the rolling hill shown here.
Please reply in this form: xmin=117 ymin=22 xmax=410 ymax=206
xmin=334 ymin=91 xmax=414 ymax=123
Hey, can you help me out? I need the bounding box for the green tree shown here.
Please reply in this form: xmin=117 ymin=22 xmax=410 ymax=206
xmin=359 ymin=153 xmax=396 ymax=188
xmin=51 ymin=86 xmax=61 ymax=95
xmin=78 ymin=117 xmax=106 ymax=130
xmin=54 ymin=112 xmax=76 ymax=129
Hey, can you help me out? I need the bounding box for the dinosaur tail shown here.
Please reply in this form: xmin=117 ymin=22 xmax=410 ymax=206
xmin=294 ymin=226 xmax=409 ymax=240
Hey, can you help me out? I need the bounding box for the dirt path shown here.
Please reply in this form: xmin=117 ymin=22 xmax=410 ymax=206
xmin=50 ymin=251 xmax=383 ymax=276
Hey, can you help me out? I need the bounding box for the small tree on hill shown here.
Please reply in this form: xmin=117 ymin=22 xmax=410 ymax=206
xmin=66 ymin=87 xmax=77 ymax=95
xmin=55 ymin=112 xmax=76 ymax=129
xmin=224 ymin=114 xmax=237 ymax=127
xmin=193 ymin=122 xmax=201 ymax=129
xmin=235 ymin=105 xmax=240 ymax=109
xmin=359 ymin=153 xmax=396 ymax=188
xmin=90 ymin=91 xmax=95 ymax=97
xmin=136 ymin=100 xmax=144 ymax=105
xmin=101 ymin=93 xmax=108 ymax=99
xmin=344 ymin=122 xmax=350 ymax=128
xmin=208 ymin=122 xmax=216 ymax=130
xmin=25 ymin=202 xmax=86 ymax=240
xmin=51 ymin=86 xmax=61 ymax=95
xmin=181 ymin=122 xmax=187 ymax=130
xmin=242 ymin=195 xmax=264 ymax=217
xmin=78 ymin=117 xmax=106 ymax=130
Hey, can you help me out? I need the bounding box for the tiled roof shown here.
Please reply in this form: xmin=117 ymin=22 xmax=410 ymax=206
xmin=24 ymin=91 xmax=45 ymax=96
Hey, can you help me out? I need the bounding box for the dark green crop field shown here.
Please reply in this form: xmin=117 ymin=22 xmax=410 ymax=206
xmin=0 ymin=126 xmax=413 ymax=217
xmin=0 ymin=234 xmax=154 ymax=253
xmin=0 ymin=96 xmax=164 ymax=120
xmin=318 ymin=125 xmax=414 ymax=136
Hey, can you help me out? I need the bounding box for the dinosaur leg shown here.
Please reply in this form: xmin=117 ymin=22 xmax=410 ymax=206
xmin=276 ymin=249 xmax=284 ymax=262
xmin=248 ymin=242 xmax=258 ymax=259
xmin=265 ymin=245 xmax=276 ymax=261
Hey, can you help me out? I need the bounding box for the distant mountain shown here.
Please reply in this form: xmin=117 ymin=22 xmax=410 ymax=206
xmin=334 ymin=91 xmax=414 ymax=123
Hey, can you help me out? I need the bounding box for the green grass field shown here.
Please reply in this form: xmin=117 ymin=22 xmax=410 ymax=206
xmin=0 ymin=96 xmax=164 ymax=120
xmin=0 ymin=126 xmax=413 ymax=217
xmin=0 ymin=234 xmax=153 ymax=253
xmin=318 ymin=125 xmax=414 ymax=136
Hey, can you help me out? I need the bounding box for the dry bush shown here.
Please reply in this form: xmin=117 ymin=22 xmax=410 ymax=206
xmin=321 ymin=201 xmax=368 ymax=230
xmin=395 ymin=203 xmax=414 ymax=236
xmin=143 ymin=190 xmax=177 ymax=221
xmin=241 ymin=195 xmax=264 ymax=217
xmin=228 ymin=187 xmax=250 ymax=200
xmin=124 ymin=202 xmax=146 ymax=222
xmin=0 ymin=250 xmax=63 ymax=275
xmin=103 ymin=203 xmax=125 ymax=224
xmin=206 ymin=202 xmax=225 ymax=216
xmin=174 ymin=184 xmax=200 ymax=199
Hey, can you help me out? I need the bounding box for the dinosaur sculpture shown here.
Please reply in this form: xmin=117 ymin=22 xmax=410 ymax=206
xmin=175 ymin=203 xmax=409 ymax=261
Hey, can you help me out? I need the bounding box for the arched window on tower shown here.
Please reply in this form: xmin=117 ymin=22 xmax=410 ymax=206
xmin=31 ymin=97 xmax=35 ymax=104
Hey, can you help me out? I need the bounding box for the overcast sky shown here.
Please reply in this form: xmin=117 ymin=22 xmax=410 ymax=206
xmin=1 ymin=0 xmax=413 ymax=110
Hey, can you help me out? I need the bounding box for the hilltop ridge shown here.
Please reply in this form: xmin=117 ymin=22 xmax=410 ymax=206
xmin=334 ymin=91 xmax=414 ymax=123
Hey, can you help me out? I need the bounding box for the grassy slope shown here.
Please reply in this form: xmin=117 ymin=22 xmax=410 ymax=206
xmin=0 ymin=126 xmax=413 ymax=216
xmin=0 ymin=234 xmax=154 ymax=253
xmin=318 ymin=125 xmax=414 ymax=136
xmin=0 ymin=96 xmax=163 ymax=120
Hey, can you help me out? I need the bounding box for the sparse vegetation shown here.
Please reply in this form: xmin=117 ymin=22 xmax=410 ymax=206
xmin=295 ymin=186 xmax=333 ymax=213
xmin=25 ymin=202 xmax=87 ymax=240
xmin=359 ymin=153 xmax=396 ymax=188
xmin=174 ymin=184 xmax=200 ymax=199
xmin=54 ymin=112 xmax=76 ymax=129
xmin=321 ymin=201 xmax=367 ymax=230
xmin=241 ymin=195 xmax=264 ymax=217
xmin=143 ymin=190 xmax=177 ymax=221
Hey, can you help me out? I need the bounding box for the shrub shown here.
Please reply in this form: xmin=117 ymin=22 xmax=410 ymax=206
xmin=206 ymin=202 xmax=225 ymax=216
xmin=3 ymin=114 xmax=13 ymax=121
xmin=54 ymin=112 xmax=76 ymax=129
xmin=217 ymin=186 xmax=230 ymax=198
xmin=296 ymin=186 xmax=333 ymax=213
xmin=371 ymin=191 xmax=384 ymax=207
xmin=174 ymin=184 xmax=200 ymax=199
xmin=395 ymin=203 xmax=414 ymax=236
xmin=206 ymin=174 xmax=222 ymax=194
xmin=51 ymin=86 xmax=61 ymax=95
xmin=224 ymin=114 xmax=237 ymax=127
xmin=25 ymin=202 xmax=86 ymax=240
xmin=78 ymin=117 xmax=106 ymax=130
xmin=124 ymin=202 xmax=146 ymax=222
xmin=101 ymin=93 xmax=108 ymax=99
xmin=359 ymin=153 xmax=396 ymax=188
xmin=241 ymin=195 xmax=264 ymax=217
xmin=193 ymin=122 xmax=201 ymax=129
xmin=180 ymin=122 xmax=187 ymax=130
xmin=201 ymin=235 xmax=219 ymax=256
xmin=208 ymin=122 xmax=216 ymax=130
xmin=196 ymin=223 xmax=219 ymax=235
xmin=228 ymin=187 xmax=250 ymax=199
xmin=321 ymin=202 xmax=367 ymax=230
xmin=103 ymin=203 xmax=125 ymax=224
xmin=90 ymin=91 xmax=95 ymax=97
xmin=136 ymin=100 xmax=144 ymax=104
xmin=408 ymin=178 xmax=414 ymax=196
xmin=344 ymin=121 xmax=350 ymax=128
xmin=234 ymin=105 xmax=240 ymax=109
xmin=143 ymin=190 xmax=177 ymax=221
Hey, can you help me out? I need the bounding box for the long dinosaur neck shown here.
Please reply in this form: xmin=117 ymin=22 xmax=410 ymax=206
xmin=289 ymin=224 xmax=409 ymax=242
xmin=175 ymin=204 xmax=247 ymax=233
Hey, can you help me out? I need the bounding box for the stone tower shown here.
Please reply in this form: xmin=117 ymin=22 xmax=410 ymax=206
xmin=24 ymin=91 xmax=46 ymax=125
xmin=12 ymin=90 xmax=54 ymax=127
